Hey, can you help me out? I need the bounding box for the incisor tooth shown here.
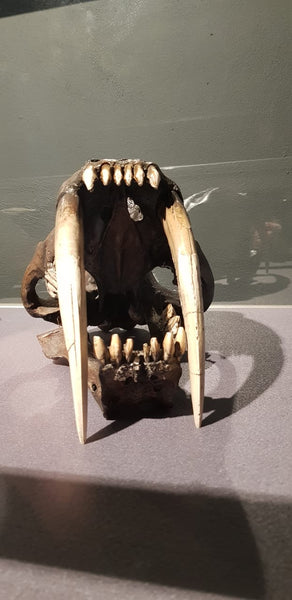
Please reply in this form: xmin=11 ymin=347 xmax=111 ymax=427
xmin=133 ymin=163 xmax=144 ymax=186
xmin=124 ymin=163 xmax=132 ymax=186
xmin=109 ymin=333 xmax=122 ymax=366
xmin=100 ymin=163 xmax=111 ymax=186
xmin=93 ymin=336 xmax=109 ymax=365
xmin=113 ymin=164 xmax=123 ymax=186
xmin=175 ymin=326 xmax=187 ymax=359
xmin=82 ymin=164 xmax=96 ymax=191
xmin=163 ymin=332 xmax=175 ymax=361
xmin=147 ymin=164 xmax=160 ymax=189
xmin=123 ymin=338 xmax=134 ymax=363
xmin=150 ymin=337 xmax=161 ymax=362
xmin=143 ymin=343 xmax=150 ymax=362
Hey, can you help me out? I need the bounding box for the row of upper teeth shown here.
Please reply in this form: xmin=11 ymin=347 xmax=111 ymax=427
xmin=82 ymin=161 xmax=161 ymax=191
xmin=92 ymin=327 xmax=187 ymax=367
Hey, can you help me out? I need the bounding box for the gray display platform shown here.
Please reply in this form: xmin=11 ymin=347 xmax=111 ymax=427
xmin=0 ymin=305 xmax=291 ymax=599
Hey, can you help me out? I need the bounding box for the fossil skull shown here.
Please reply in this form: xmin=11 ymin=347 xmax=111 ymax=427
xmin=22 ymin=159 xmax=214 ymax=443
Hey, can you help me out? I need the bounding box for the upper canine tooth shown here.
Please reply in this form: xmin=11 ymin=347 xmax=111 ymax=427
xmin=123 ymin=338 xmax=134 ymax=363
xmin=113 ymin=164 xmax=123 ymax=186
xmin=109 ymin=333 xmax=122 ymax=366
xmin=150 ymin=337 xmax=161 ymax=362
xmin=82 ymin=164 xmax=96 ymax=191
xmin=163 ymin=332 xmax=175 ymax=361
xmin=147 ymin=165 xmax=160 ymax=189
xmin=93 ymin=336 xmax=109 ymax=365
xmin=100 ymin=163 xmax=112 ymax=186
xmin=124 ymin=163 xmax=132 ymax=186
xmin=133 ymin=163 xmax=144 ymax=186
xmin=175 ymin=326 xmax=187 ymax=359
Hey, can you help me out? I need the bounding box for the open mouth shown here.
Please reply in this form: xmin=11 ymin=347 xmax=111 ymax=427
xmin=22 ymin=159 xmax=214 ymax=443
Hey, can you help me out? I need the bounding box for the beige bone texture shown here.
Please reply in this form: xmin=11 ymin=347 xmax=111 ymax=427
xmin=162 ymin=192 xmax=205 ymax=428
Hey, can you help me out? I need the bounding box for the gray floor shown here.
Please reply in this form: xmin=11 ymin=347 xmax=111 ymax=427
xmin=0 ymin=305 xmax=291 ymax=599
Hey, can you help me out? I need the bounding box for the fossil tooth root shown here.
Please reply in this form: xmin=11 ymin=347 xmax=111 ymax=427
xmin=162 ymin=192 xmax=205 ymax=428
xmin=55 ymin=191 xmax=88 ymax=444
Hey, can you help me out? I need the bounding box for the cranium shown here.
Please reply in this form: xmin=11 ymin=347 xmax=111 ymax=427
xmin=22 ymin=159 xmax=214 ymax=443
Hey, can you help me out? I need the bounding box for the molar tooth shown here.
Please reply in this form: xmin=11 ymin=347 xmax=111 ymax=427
xmin=147 ymin=164 xmax=160 ymax=189
xmin=163 ymin=332 xmax=175 ymax=361
xmin=133 ymin=163 xmax=145 ymax=186
xmin=109 ymin=333 xmax=122 ymax=366
xmin=113 ymin=163 xmax=123 ymax=186
xmin=143 ymin=343 xmax=150 ymax=362
xmin=168 ymin=315 xmax=181 ymax=337
xmin=100 ymin=163 xmax=112 ymax=186
xmin=124 ymin=163 xmax=132 ymax=186
xmin=150 ymin=337 xmax=161 ymax=362
xmin=82 ymin=164 xmax=97 ymax=191
xmin=93 ymin=336 xmax=109 ymax=365
xmin=123 ymin=338 xmax=134 ymax=363
xmin=175 ymin=326 xmax=187 ymax=359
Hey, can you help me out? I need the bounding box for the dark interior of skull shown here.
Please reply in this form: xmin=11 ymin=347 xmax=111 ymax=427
xmin=22 ymin=159 xmax=214 ymax=434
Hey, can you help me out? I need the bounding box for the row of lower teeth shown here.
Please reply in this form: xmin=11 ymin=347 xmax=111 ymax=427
xmin=82 ymin=161 xmax=160 ymax=191
xmin=92 ymin=327 xmax=187 ymax=367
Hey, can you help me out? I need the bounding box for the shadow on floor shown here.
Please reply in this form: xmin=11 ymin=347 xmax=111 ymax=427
xmin=0 ymin=469 xmax=276 ymax=599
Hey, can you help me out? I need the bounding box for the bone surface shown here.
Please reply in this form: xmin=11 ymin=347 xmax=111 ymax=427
xmin=162 ymin=192 xmax=205 ymax=427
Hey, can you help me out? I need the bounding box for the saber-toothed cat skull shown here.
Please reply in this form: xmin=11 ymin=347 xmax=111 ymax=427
xmin=22 ymin=159 xmax=214 ymax=443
